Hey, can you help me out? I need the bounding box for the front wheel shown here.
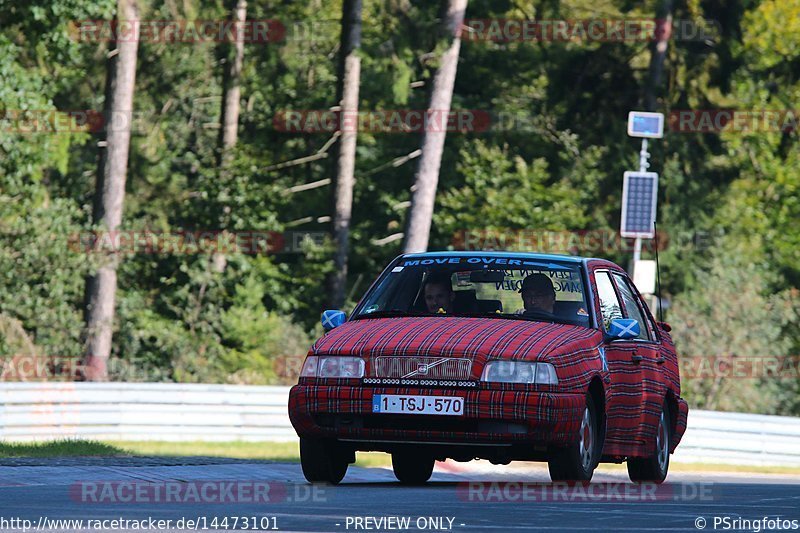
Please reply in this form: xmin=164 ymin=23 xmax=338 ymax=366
xmin=392 ymin=450 xmax=435 ymax=484
xmin=300 ymin=438 xmax=349 ymax=484
xmin=548 ymin=393 xmax=599 ymax=481
xmin=628 ymin=402 xmax=671 ymax=484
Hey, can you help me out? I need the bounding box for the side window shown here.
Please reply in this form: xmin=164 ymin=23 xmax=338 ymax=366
xmin=594 ymin=271 xmax=622 ymax=331
xmin=612 ymin=273 xmax=653 ymax=341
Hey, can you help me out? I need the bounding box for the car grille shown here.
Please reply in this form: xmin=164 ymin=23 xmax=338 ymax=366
xmin=372 ymin=356 xmax=472 ymax=380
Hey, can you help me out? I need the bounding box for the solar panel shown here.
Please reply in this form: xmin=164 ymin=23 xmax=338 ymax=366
xmin=620 ymin=171 xmax=658 ymax=238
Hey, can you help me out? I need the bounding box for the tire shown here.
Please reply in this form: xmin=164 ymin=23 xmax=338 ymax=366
xmin=300 ymin=438 xmax=349 ymax=484
xmin=548 ymin=393 xmax=599 ymax=482
xmin=392 ymin=450 xmax=435 ymax=484
xmin=627 ymin=402 xmax=671 ymax=484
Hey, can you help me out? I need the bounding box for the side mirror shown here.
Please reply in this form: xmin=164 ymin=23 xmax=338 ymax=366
xmin=321 ymin=309 xmax=347 ymax=331
xmin=607 ymin=318 xmax=640 ymax=340
xmin=657 ymin=321 xmax=672 ymax=332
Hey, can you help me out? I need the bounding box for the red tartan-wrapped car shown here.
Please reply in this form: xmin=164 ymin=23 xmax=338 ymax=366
xmin=288 ymin=252 xmax=688 ymax=484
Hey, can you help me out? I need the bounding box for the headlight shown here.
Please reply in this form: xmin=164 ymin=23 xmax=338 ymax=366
xmin=300 ymin=356 xmax=319 ymax=377
xmin=300 ymin=356 xmax=365 ymax=378
xmin=480 ymin=361 xmax=558 ymax=385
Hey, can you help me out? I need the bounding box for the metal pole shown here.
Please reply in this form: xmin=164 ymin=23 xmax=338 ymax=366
xmin=631 ymin=138 xmax=649 ymax=273
xmin=639 ymin=138 xmax=649 ymax=172
xmin=629 ymin=236 xmax=642 ymax=274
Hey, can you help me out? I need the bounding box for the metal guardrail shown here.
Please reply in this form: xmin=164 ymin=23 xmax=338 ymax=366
xmin=672 ymin=409 xmax=800 ymax=467
xmin=0 ymin=382 xmax=295 ymax=442
xmin=1 ymin=383 xmax=799 ymax=466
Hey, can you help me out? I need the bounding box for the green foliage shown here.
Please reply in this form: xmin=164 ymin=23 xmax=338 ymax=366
xmin=741 ymin=0 xmax=800 ymax=69
xmin=0 ymin=0 xmax=798 ymax=411
xmin=218 ymin=276 xmax=312 ymax=384
xmin=0 ymin=193 xmax=90 ymax=359
xmin=435 ymin=140 xmax=590 ymax=238
xmin=670 ymin=251 xmax=798 ymax=414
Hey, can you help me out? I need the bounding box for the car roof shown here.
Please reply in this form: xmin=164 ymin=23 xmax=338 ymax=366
xmin=401 ymin=250 xmax=596 ymax=266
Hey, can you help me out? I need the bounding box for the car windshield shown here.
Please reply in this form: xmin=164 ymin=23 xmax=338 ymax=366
xmin=352 ymin=255 xmax=591 ymax=328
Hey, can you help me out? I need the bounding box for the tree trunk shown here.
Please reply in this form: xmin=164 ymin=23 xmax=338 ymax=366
xmin=330 ymin=0 xmax=363 ymax=308
xmin=646 ymin=0 xmax=673 ymax=111
xmin=83 ymin=0 xmax=140 ymax=381
xmin=214 ymin=0 xmax=247 ymax=274
xmin=403 ymin=0 xmax=467 ymax=254
xmin=218 ymin=0 xmax=247 ymax=166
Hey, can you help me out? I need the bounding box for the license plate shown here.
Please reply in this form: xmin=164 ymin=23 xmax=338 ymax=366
xmin=372 ymin=394 xmax=464 ymax=416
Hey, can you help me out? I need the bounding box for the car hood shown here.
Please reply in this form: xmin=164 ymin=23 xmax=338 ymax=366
xmin=311 ymin=316 xmax=602 ymax=365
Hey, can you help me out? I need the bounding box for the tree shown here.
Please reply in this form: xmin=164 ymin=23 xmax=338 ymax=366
xmin=669 ymin=252 xmax=797 ymax=414
xmin=213 ymin=0 xmax=248 ymax=274
xmin=83 ymin=0 xmax=140 ymax=381
xmin=403 ymin=0 xmax=467 ymax=253
xmin=218 ymin=0 xmax=247 ymax=167
xmin=330 ymin=0 xmax=363 ymax=308
xmin=645 ymin=0 xmax=672 ymax=111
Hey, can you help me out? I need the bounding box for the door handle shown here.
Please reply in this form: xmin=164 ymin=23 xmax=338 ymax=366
xmin=656 ymin=357 xmax=666 ymax=365
xmin=631 ymin=354 xmax=643 ymax=364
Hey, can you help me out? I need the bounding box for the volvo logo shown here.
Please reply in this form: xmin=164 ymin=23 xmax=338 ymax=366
xmin=403 ymin=358 xmax=448 ymax=379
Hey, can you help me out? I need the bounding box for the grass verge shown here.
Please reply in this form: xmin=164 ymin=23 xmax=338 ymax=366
xmin=112 ymin=440 xmax=392 ymax=468
xmin=0 ymin=439 xmax=388 ymax=468
xmin=0 ymin=440 xmax=122 ymax=458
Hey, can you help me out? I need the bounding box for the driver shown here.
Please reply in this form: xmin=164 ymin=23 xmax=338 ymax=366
xmin=423 ymin=274 xmax=454 ymax=314
xmin=518 ymin=273 xmax=556 ymax=315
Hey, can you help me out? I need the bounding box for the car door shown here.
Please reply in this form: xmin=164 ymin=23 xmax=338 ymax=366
xmin=592 ymin=269 xmax=645 ymax=457
xmin=610 ymin=272 xmax=666 ymax=453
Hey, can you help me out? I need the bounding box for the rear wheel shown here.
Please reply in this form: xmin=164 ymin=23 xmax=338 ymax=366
xmin=300 ymin=438 xmax=349 ymax=484
xmin=548 ymin=393 xmax=599 ymax=482
xmin=392 ymin=450 xmax=435 ymax=484
xmin=628 ymin=402 xmax=671 ymax=484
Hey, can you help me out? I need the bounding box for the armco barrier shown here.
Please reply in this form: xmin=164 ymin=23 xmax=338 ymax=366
xmin=1 ymin=382 xmax=799 ymax=466
xmin=671 ymin=409 xmax=800 ymax=467
xmin=0 ymin=382 xmax=295 ymax=442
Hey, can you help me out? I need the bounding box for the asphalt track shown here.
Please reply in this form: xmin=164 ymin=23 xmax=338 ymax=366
xmin=1 ymin=457 xmax=799 ymax=532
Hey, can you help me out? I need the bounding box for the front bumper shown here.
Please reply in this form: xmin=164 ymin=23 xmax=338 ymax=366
xmin=288 ymin=384 xmax=585 ymax=446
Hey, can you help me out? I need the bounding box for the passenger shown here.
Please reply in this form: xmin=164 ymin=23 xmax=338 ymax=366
xmin=518 ymin=273 xmax=556 ymax=315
